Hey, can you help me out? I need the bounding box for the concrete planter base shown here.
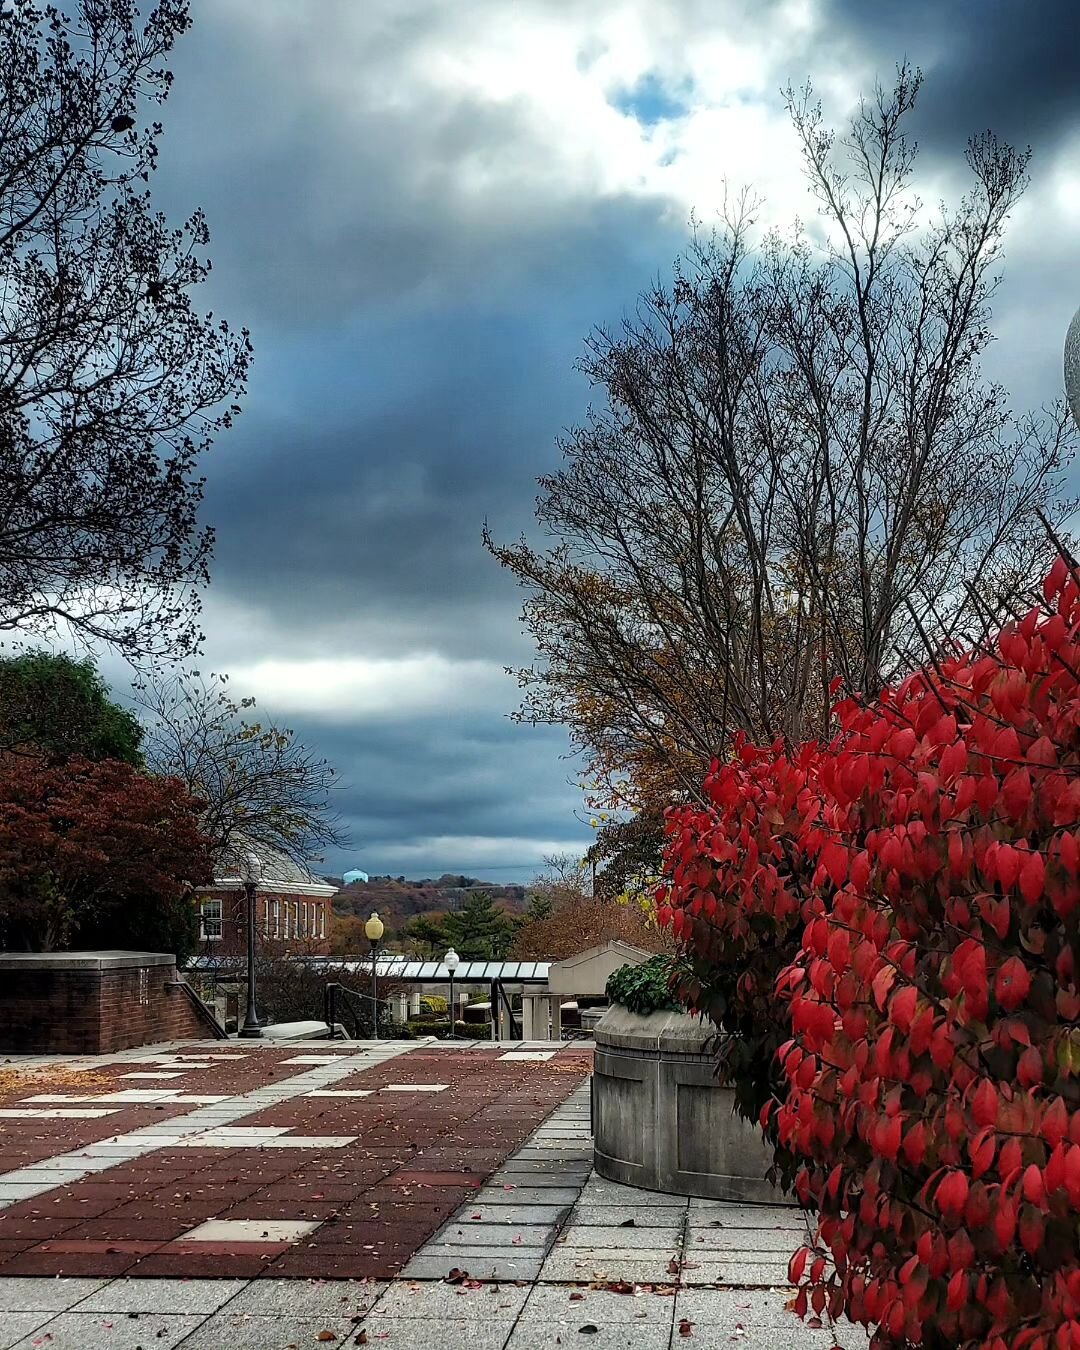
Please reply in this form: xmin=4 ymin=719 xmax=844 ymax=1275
xmin=592 ymin=1005 xmax=791 ymax=1203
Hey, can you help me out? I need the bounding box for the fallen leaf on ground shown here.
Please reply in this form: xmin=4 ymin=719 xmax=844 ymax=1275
xmin=578 ymin=1326 xmax=598 ymax=1335
xmin=678 ymin=1319 xmax=694 ymax=1337
xmin=317 ymin=1334 xmax=338 ymax=1344
xmin=667 ymin=1258 xmax=681 ymax=1275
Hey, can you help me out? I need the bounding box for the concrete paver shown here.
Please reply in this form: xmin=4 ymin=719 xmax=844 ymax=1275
xmin=0 ymin=1275 xmax=110 ymax=1309
xmin=175 ymin=1314 xmax=359 ymax=1349
xmin=222 ymin=1277 xmax=384 ymax=1317
xmin=0 ymin=1312 xmax=54 ymax=1349
xmin=77 ymin=1277 xmax=247 ymax=1313
xmin=506 ymin=1324 xmax=669 ymax=1349
xmin=7 ymin=1311 xmax=205 ymax=1349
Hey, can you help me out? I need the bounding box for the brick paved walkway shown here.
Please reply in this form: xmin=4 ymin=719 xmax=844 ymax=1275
xmin=0 ymin=1039 xmax=591 ymax=1282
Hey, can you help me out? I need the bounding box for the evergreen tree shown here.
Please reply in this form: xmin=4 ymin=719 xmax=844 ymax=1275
xmin=442 ymin=890 xmax=517 ymax=960
xmin=524 ymin=891 xmax=554 ymax=922
xmin=404 ymin=913 xmax=448 ymax=956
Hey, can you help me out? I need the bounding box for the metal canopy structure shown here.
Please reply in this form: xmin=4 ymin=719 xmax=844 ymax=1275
xmin=317 ymin=957 xmax=552 ymax=984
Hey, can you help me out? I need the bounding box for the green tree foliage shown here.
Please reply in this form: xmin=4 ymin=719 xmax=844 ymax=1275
xmin=0 ymin=650 xmax=143 ymax=764
xmin=523 ymin=890 xmax=554 ymax=922
xmin=442 ymin=891 xmax=518 ymax=961
xmin=403 ymin=912 xmax=449 ymax=956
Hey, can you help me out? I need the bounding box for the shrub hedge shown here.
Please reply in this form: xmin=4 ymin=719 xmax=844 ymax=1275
xmin=659 ymin=558 xmax=1080 ymax=1349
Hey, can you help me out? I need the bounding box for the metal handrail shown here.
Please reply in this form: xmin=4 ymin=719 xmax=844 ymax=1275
xmin=324 ymin=980 xmax=389 ymax=1041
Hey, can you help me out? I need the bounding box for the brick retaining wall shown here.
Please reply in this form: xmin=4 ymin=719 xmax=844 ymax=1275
xmin=0 ymin=951 xmax=221 ymax=1054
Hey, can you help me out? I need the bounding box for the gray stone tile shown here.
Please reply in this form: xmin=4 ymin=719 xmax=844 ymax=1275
xmin=373 ymin=1281 xmax=529 ymax=1320
xmin=505 ymin=1323 xmax=668 ymax=1349
xmin=7 ymin=1312 xmax=204 ymax=1349
xmin=520 ymin=1285 xmax=675 ymax=1325
xmin=0 ymin=1313 xmax=55 ymax=1350
xmin=674 ymin=1288 xmax=798 ymax=1326
xmin=687 ymin=1200 xmax=804 ymax=1225
xmin=679 ymin=1259 xmax=792 ymax=1287
xmin=0 ymin=1277 xmax=110 ymax=1311
xmin=459 ymin=1204 xmax=570 ymax=1225
xmin=685 ymin=1224 xmax=804 ymax=1252
xmin=576 ymin=1181 xmax=685 ymax=1207
xmin=400 ymin=1253 xmax=544 ymax=1283
xmin=78 ymin=1278 xmax=246 ymax=1314
xmin=434 ymin=1223 xmax=556 ymax=1248
xmin=223 ymin=1278 xmax=384 ymax=1317
xmin=834 ymin=1321 xmax=873 ymax=1349
xmin=474 ymin=1186 xmax=580 ymax=1206
xmin=557 ymin=1224 xmax=683 ymax=1250
xmin=172 ymin=1314 xmax=358 ymax=1349
xmin=568 ymin=1206 xmax=684 ymax=1228
xmin=540 ymin=1249 xmax=680 ymax=1285
xmin=496 ymin=1161 xmax=591 ymax=1176
xmin=679 ymin=1324 xmax=835 ymax=1349
xmin=358 ymin=1321 xmax=511 ymax=1349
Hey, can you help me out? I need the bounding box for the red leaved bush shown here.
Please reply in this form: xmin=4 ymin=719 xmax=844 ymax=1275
xmin=660 ymin=556 xmax=1080 ymax=1348
xmin=659 ymin=738 xmax=824 ymax=1179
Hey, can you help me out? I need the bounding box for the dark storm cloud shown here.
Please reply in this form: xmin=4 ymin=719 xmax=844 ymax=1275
xmin=818 ymin=0 xmax=1080 ymax=156
xmin=289 ymin=713 xmax=588 ymax=876
xmin=128 ymin=1 xmax=1079 ymax=880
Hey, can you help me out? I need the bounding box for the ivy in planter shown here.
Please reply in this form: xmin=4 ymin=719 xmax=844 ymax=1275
xmin=605 ymin=955 xmax=685 ymax=1016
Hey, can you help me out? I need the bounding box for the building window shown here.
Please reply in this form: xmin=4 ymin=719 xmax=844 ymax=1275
xmin=319 ymin=904 xmax=326 ymax=939
xmin=268 ymin=898 xmax=279 ymax=939
xmin=199 ymin=898 xmax=223 ymax=941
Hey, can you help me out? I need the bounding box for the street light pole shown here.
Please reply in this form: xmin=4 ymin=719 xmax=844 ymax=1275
xmin=364 ymin=911 xmax=385 ymax=1040
xmin=444 ymin=946 xmax=460 ymax=1041
xmin=238 ymin=851 xmax=263 ymax=1039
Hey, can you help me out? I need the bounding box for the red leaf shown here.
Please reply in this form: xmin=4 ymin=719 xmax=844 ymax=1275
xmin=994 ymin=957 xmax=1031 ymax=1011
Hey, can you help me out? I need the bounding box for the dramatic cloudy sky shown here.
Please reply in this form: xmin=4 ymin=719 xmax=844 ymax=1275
xmin=122 ymin=0 xmax=1079 ymax=880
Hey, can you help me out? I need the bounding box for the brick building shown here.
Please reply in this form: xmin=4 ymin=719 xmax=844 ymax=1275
xmin=195 ymin=840 xmax=338 ymax=958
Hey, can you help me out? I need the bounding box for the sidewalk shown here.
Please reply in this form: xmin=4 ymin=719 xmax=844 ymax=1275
xmin=0 ymin=1040 xmax=868 ymax=1348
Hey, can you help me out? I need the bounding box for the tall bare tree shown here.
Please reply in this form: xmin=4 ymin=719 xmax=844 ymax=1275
xmin=0 ymin=0 xmax=251 ymax=661
xmin=134 ymin=670 xmax=345 ymax=867
xmin=487 ymin=67 xmax=1075 ymax=811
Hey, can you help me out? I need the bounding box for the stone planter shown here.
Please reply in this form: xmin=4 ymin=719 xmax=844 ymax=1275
xmin=592 ymin=1005 xmax=790 ymax=1203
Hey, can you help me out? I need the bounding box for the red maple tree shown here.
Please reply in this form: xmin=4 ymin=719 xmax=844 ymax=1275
xmin=0 ymin=755 xmax=213 ymax=951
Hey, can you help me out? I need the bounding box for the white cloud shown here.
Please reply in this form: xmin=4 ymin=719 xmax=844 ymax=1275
xmin=224 ymin=653 xmax=509 ymax=721
xmin=358 ymin=833 xmax=588 ymax=876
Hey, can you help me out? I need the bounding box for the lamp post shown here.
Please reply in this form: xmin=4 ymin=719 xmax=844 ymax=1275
xmin=365 ymin=911 xmax=385 ymax=1040
xmin=444 ymin=947 xmax=460 ymax=1040
xmin=238 ymin=850 xmax=263 ymax=1039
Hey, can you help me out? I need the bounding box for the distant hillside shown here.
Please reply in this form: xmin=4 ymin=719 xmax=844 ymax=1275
xmin=328 ymin=873 xmax=526 ymax=939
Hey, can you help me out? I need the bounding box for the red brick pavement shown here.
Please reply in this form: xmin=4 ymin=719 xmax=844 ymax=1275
xmin=0 ymin=1045 xmax=592 ymax=1280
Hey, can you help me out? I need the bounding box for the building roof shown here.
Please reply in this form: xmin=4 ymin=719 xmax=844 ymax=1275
xmin=211 ymin=837 xmax=337 ymax=897
xmin=186 ymin=955 xmax=552 ymax=984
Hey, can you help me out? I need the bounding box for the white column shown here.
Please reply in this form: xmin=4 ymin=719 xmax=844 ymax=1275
xmin=521 ymin=994 xmax=537 ymax=1040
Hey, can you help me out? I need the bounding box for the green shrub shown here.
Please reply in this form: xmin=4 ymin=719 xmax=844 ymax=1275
xmin=605 ymin=955 xmax=684 ymax=1015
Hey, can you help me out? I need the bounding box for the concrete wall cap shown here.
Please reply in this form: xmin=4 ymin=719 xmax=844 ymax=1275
xmin=593 ymin=1004 xmax=715 ymax=1054
xmin=0 ymin=951 xmax=176 ymax=972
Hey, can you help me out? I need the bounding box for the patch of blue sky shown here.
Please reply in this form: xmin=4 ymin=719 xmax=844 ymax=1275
xmin=611 ymin=72 xmax=690 ymax=127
